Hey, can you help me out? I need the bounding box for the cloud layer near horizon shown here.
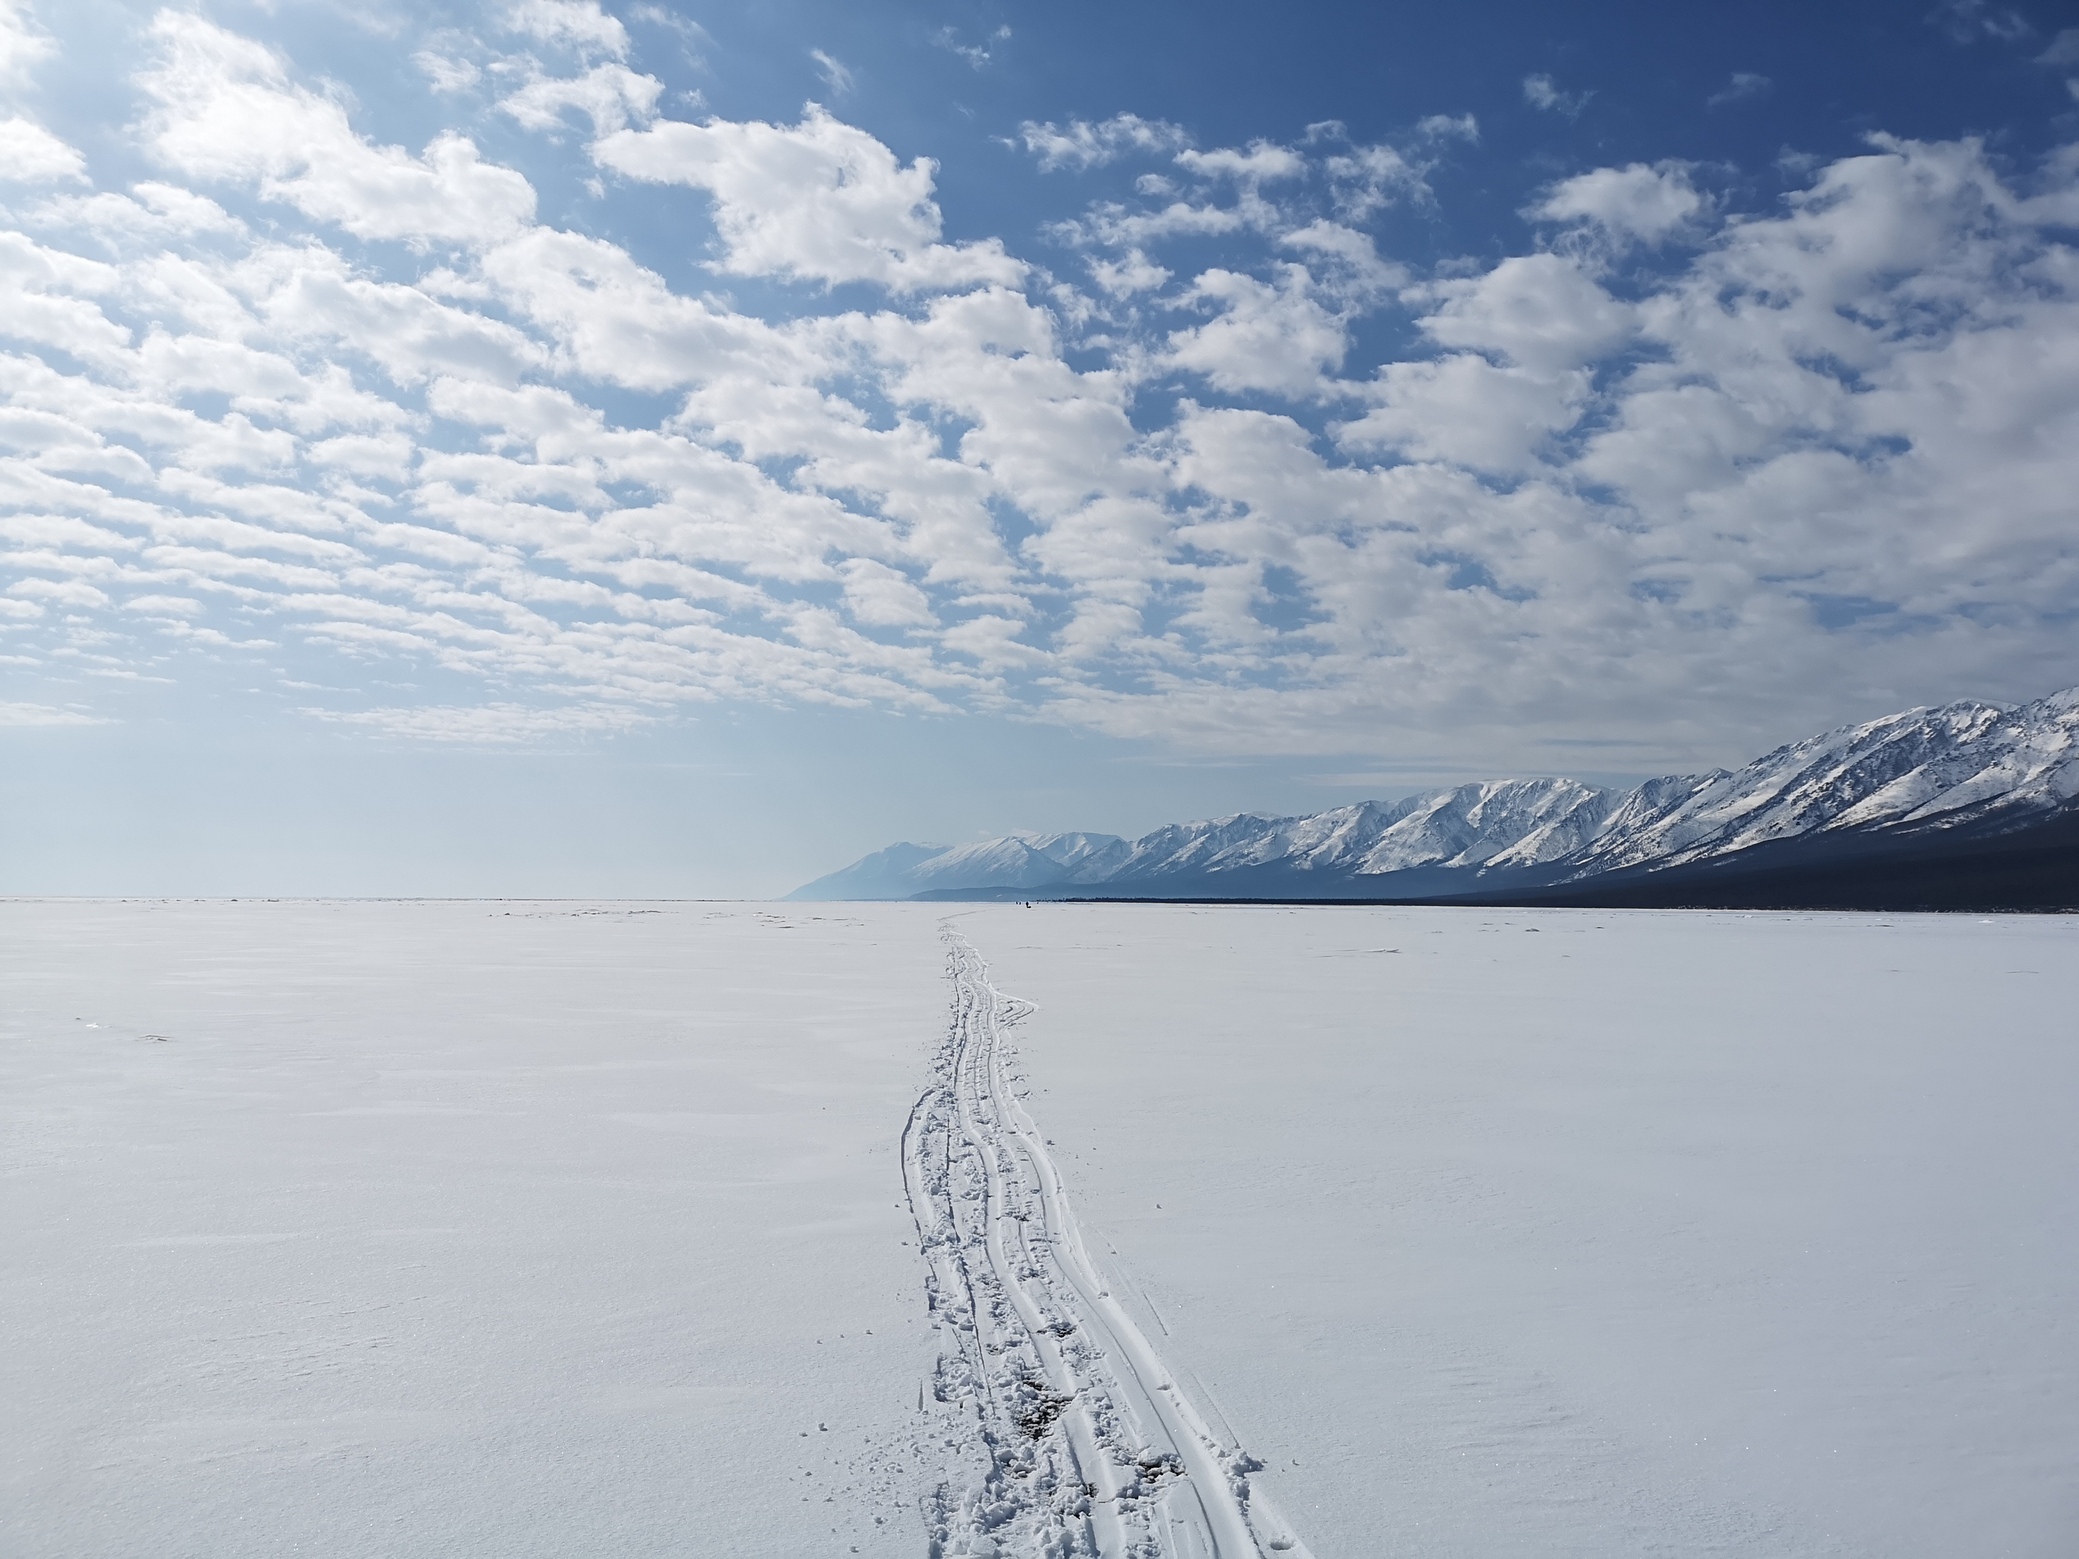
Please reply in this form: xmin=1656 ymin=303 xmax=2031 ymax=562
xmin=3 ymin=1 xmax=2077 ymax=761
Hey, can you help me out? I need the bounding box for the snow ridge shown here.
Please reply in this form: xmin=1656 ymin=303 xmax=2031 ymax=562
xmin=903 ymin=927 xmax=1307 ymax=1558
xmin=793 ymin=684 xmax=2079 ymax=899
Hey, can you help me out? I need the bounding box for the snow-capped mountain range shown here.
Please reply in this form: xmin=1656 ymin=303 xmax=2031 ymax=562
xmin=790 ymin=685 xmax=2079 ymax=902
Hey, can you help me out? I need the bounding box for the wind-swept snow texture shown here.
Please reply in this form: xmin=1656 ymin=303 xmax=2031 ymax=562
xmin=904 ymin=927 xmax=1304 ymax=1558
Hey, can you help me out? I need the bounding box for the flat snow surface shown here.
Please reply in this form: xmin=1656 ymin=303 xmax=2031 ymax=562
xmin=6 ymin=899 xmax=2076 ymax=1557
xmin=969 ymin=903 xmax=2079 ymax=1557
xmin=1 ymin=900 xmax=947 ymax=1559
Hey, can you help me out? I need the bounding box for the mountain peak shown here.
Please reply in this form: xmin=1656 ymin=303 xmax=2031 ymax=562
xmin=789 ymin=686 xmax=2079 ymax=902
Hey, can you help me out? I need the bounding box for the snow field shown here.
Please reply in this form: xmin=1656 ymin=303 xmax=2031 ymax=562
xmin=6 ymin=898 xmax=2074 ymax=1557
xmin=972 ymin=902 xmax=2079 ymax=1557
xmin=1 ymin=899 xmax=948 ymax=1559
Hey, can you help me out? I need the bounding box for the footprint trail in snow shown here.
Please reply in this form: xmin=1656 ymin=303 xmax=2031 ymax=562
xmin=901 ymin=925 xmax=1312 ymax=1558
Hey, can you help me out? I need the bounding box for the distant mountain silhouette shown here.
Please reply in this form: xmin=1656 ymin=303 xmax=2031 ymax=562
xmin=791 ymin=686 xmax=2079 ymax=911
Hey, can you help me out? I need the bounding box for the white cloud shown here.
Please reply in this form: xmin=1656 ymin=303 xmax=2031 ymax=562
xmin=141 ymin=16 xmax=536 ymax=249
xmin=1166 ymin=265 xmax=1348 ymax=395
xmin=1018 ymin=114 xmax=1191 ymax=172
xmin=940 ymin=613 xmax=1046 ymax=669
xmin=1708 ymin=72 xmax=1772 ymax=107
xmin=414 ymin=51 xmax=481 ymax=94
xmin=0 ymin=117 xmax=84 ymax=184
xmin=1086 ymin=247 xmax=1170 ymax=296
xmin=1175 ymin=141 xmax=1306 ymax=185
xmin=0 ymin=230 xmax=130 ymax=367
xmin=2 ymin=12 xmax=2076 ymax=765
xmin=10 ymin=574 xmax=111 ymax=608
xmin=1931 ymin=0 xmax=2031 ymax=45
xmin=0 ymin=0 xmax=53 ymax=93
xmin=474 ymin=227 xmax=788 ymax=388
xmin=1414 ymin=253 xmax=1636 ymax=373
xmin=505 ymin=0 xmax=629 ymax=59
xmin=1050 ymin=136 xmax=1318 ymax=254
xmin=124 ymin=593 xmax=203 ymax=615
xmin=933 ymin=25 xmax=1010 ymax=69
xmin=313 ymin=700 xmax=656 ymax=742
xmin=1336 ymin=355 xmax=1590 ymax=473
xmin=594 ymin=106 xmax=1024 ymax=291
xmin=261 ymin=254 xmax=551 ymax=387
xmin=1522 ymin=73 xmax=1590 ymax=116
xmin=839 ymin=558 xmax=933 ymax=627
xmin=1053 ymin=194 xmax=1249 ymax=252
xmin=808 ymin=48 xmax=853 ymax=96
xmin=0 ymin=700 xmax=105 ymax=725
xmin=36 ymin=183 xmax=245 ymax=240
xmin=501 ymin=63 xmax=662 ymax=136
xmin=1415 ymin=114 xmax=1479 ymax=142
xmin=1280 ymin=221 xmax=1406 ymax=296
xmin=1531 ymin=161 xmax=1710 ymax=245
xmin=1323 ymin=142 xmax=1429 ymax=219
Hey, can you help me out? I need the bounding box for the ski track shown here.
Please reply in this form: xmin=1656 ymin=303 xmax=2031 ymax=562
xmin=901 ymin=924 xmax=1312 ymax=1559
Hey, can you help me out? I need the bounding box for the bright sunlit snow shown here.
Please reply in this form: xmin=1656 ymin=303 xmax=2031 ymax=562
xmin=970 ymin=903 xmax=2079 ymax=1556
xmin=2 ymin=900 xmax=947 ymax=1558
xmin=5 ymin=899 xmax=2075 ymax=1556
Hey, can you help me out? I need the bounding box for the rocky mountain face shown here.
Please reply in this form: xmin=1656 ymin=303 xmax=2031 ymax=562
xmin=788 ymin=686 xmax=2079 ymax=903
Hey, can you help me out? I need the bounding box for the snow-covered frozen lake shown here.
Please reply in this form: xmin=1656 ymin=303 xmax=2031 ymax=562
xmin=4 ymin=899 xmax=2074 ymax=1557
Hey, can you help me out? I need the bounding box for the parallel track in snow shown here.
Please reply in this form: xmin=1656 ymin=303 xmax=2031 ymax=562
xmin=902 ymin=925 xmax=1311 ymax=1559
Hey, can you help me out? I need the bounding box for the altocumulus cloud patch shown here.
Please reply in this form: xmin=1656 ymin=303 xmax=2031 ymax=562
xmin=2 ymin=0 xmax=2077 ymax=757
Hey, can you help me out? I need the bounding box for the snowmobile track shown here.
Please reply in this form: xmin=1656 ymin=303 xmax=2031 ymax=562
xmin=901 ymin=923 xmax=1311 ymax=1558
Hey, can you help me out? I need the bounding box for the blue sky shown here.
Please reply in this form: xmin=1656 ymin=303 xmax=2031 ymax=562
xmin=3 ymin=0 xmax=2077 ymax=895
